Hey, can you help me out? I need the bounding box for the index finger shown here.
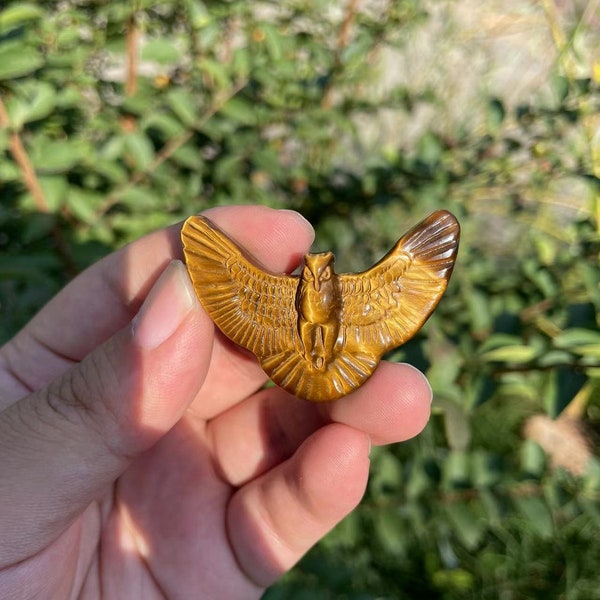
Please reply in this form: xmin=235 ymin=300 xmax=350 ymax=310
xmin=2 ymin=206 xmax=314 ymax=392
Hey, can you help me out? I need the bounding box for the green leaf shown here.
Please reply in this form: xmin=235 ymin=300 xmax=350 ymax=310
xmin=220 ymin=97 xmax=257 ymax=126
xmin=466 ymin=288 xmax=492 ymax=335
xmin=478 ymin=334 xmax=523 ymax=352
xmin=481 ymin=345 xmax=539 ymax=363
xmin=198 ymin=58 xmax=231 ymax=90
xmin=141 ymin=39 xmax=181 ymax=64
xmin=0 ymin=253 xmax=60 ymax=280
xmin=443 ymin=450 xmax=470 ymax=489
xmin=520 ymin=439 xmax=546 ymax=478
xmin=0 ymin=129 xmax=9 ymax=153
xmin=8 ymin=81 xmax=56 ymax=129
xmin=66 ymin=189 xmax=102 ymax=224
xmin=214 ymin=154 xmax=243 ymax=183
xmin=523 ymin=260 xmax=557 ymax=297
xmin=551 ymin=73 xmax=570 ymax=103
xmin=171 ymin=143 xmax=202 ymax=169
xmin=432 ymin=568 xmax=475 ymax=595
xmin=184 ymin=0 xmax=211 ymax=29
xmin=570 ymin=345 xmax=600 ymax=358
xmin=118 ymin=187 xmax=163 ymax=211
xmin=417 ymin=132 xmax=443 ymax=166
xmin=56 ymin=87 xmax=85 ymax=110
xmin=437 ymin=397 xmax=471 ymax=451
xmin=373 ymin=508 xmax=406 ymax=556
xmin=100 ymin=136 xmax=126 ymax=162
xmin=583 ymin=458 xmax=600 ymax=492
xmin=426 ymin=338 xmax=462 ymax=392
xmin=486 ymin=97 xmax=505 ymax=133
xmin=21 ymin=212 xmax=57 ymax=243
xmin=124 ymin=132 xmax=155 ymax=171
xmin=446 ymin=500 xmax=486 ymax=550
xmin=92 ymin=159 xmax=128 ymax=185
xmin=143 ymin=113 xmax=185 ymax=138
xmin=0 ymin=43 xmax=44 ymax=80
xmin=479 ymin=488 xmax=504 ymax=528
xmin=262 ymin=24 xmax=284 ymax=61
xmin=31 ymin=138 xmax=83 ymax=173
xmin=579 ymin=260 xmax=600 ymax=308
xmin=0 ymin=4 xmax=44 ymax=29
xmin=537 ymin=350 xmax=573 ymax=367
xmin=369 ymin=449 xmax=403 ymax=496
xmin=554 ymin=329 xmax=600 ymax=357
xmin=167 ymin=89 xmax=197 ymax=127
xmin=554 ymin=328 xmax=600 ymax=348
xmin=46 ymin=44 xmax=88 ymax=70
xmin=580 ymin=495 xmax=600 ymax=527
xmin=472 ymin=451 xmax=502 ymax=488
xmin=405 ymin=458 xmax=436 ymax=500
xmin=0 ymin=159 xmax=20 ymax=181
xmin=231 ymin=47 xmax=250 ymax=79
xmin=513 ymin=495 xmax=554 ymax=538
xmin=533 ymin=233 xmax=558 ymax=266
xmin=38 ymin=176 xmax=67 ymax=212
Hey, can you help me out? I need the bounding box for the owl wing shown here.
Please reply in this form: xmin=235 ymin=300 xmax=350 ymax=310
xmin=181 ymin=216 xmax=299 ymax=358
xmin=339 ymin=210 xmax=459 ymax=356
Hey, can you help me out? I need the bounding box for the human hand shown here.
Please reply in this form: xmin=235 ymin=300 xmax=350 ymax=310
xmin=0 ymin=205 xmax=431 ymax=598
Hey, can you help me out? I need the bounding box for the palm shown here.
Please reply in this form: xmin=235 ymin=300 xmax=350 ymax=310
xmin=103 ymin=417 xmax=250 ymax=597
xmin=18 ymin=413 xmax=250 ymax=597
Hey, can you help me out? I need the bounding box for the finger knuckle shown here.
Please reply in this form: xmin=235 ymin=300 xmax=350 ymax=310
xmin=44 ymin=349 xmax=122 ymax=447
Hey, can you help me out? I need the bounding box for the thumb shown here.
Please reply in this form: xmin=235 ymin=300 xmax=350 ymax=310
xmin=0 ymin=260 xmax=212 ymax=566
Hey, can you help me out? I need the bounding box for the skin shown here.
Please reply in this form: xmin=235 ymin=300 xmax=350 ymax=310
xmin=0 ymin=205 xmax=432 ymax=599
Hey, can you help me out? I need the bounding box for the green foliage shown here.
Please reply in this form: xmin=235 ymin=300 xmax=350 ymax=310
xmin=1 ymin=0 xmax=599 ymax=597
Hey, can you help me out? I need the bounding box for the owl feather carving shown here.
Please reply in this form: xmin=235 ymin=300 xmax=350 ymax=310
xmin=181 ymin=210 xmax=460 ymax=402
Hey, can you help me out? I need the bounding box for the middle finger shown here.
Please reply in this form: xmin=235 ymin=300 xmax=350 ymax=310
xmin=206 ymin=361 xmax=432 ymax=486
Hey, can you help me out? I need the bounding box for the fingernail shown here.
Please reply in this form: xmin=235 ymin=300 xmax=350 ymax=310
xmin=277 ymin=209 xmax=314 ymax=237
xmin=132 ymin=260 xmax=197 ymax=350
xmin=402 ymin=362 xmax=433 ymax=404
xmin=424 ymin=377 xmax=434 ymax=404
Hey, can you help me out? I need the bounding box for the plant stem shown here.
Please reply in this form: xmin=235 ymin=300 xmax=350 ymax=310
xmin=126 ymin=11 xmax=140 ymax=98
xmin=0 ymin=95 xmax=78 ymax=276
xmin=0 ymin=96 xmax=49 ymax=213
xmin=321 ymin=0 xmax=359 ymax=108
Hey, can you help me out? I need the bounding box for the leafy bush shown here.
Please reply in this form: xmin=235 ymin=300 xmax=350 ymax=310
xmin=1 ymin=1 xmax=598 ymax=597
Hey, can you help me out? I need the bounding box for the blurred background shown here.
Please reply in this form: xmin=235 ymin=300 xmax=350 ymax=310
xmin=1 ymin=0 xmax=599 ymax=597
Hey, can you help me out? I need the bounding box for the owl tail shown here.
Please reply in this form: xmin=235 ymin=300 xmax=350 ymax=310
xmin=261 ymin=349 xmax=378 ymax=402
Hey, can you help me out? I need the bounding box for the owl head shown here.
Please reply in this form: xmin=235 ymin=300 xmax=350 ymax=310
xmin=303 ymin=252 xmax=335 ymax=291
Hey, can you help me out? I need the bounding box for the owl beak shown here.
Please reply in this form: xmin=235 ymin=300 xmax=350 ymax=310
xmin=314 ymin=278 xmax=320 ymax=292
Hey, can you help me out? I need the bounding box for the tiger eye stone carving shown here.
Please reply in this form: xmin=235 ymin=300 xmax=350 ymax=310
xmin=181 ymin=210 xmax=460 ymax=402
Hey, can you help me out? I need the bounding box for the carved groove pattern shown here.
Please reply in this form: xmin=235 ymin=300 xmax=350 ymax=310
xmin=181 ymin=211 xmax=460 ymax=402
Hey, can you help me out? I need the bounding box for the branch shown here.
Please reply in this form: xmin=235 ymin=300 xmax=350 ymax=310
xmin=321 ymin=0 xmax=360 ymax=108
xmin=126 ymin=12 xmax=140 ymax=98
xmin=0 ymin=95 xmax=78 ymax=276
xmin=0 ymin=96 xmax=49 ymax=213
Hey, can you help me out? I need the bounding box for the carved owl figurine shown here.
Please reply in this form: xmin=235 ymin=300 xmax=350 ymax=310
xmin=296 ymin=252 xmax=342 ymax=371
xmin=181 ymin=210 xmax=460 ymax=402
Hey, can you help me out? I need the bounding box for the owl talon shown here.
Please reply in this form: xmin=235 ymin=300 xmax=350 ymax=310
xmin=302 ymin=351 xmax=325 ymax=370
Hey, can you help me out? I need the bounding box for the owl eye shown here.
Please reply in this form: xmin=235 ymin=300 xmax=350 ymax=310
xmin=320 ymin=268 xmax=331 ymax=281
xmin=303 ymin=267 xmax=314 ymax=280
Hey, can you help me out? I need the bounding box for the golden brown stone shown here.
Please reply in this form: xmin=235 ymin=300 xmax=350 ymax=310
xmin=181 ymin=210 xmax=460 ymax=402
